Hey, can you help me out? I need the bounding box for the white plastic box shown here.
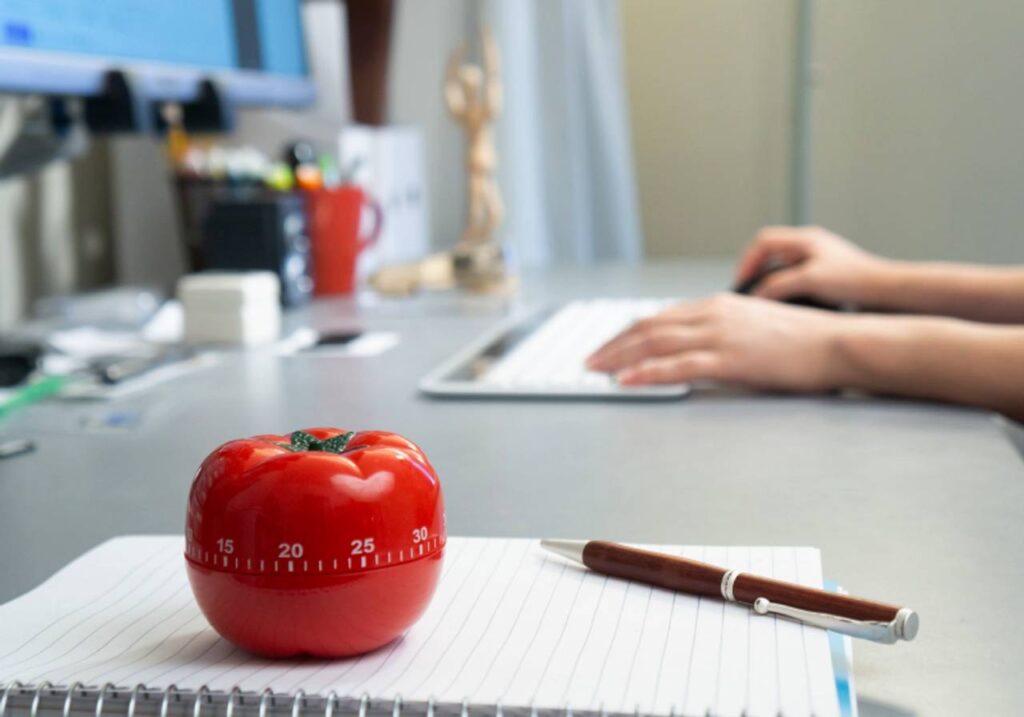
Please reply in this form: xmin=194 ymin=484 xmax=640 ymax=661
xmin=178 ymin=271 xmax=281 ymax=347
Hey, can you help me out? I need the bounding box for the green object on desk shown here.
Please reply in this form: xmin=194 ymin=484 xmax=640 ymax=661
xmin=0 ymin=374 xmax=69 ymax=419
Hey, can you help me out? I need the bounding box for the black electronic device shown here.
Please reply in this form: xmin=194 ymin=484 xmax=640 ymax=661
xmin=200 ymin=193 xmax=313 ymax=307
xmin=734 ymin=263 xmax=841 ymax=311
xmin=0 ymin=340 xmax=43 ymax=387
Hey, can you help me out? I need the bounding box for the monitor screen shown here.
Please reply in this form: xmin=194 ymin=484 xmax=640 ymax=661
xmin=0 ymin=0 xmax=312 ymax=106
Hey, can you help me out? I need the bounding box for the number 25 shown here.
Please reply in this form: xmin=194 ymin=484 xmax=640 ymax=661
xmin=351 ymin=538 xmax=375 ymax=555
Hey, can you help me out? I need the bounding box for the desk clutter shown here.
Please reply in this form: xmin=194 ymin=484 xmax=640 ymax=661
xmin=0 ymin=284 xmax=395 ymax=427
xmin=173 ymin=142 xmax=385 ymax=308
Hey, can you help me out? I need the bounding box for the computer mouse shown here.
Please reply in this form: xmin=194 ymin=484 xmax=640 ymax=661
xmin=734 ymin=263 xmax=842 ymax=311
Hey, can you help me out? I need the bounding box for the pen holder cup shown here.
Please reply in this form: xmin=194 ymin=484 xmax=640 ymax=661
xmin=308 ymin=186 xmax=383 ymax=296
xmin=174 ymin=178 xmax=227 ymax=272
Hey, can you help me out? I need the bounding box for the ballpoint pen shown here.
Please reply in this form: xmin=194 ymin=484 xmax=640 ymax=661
xmin=541 ymin=539 xmax=918 ymax=644
xmin=0 ymin=374 xmax=69 ymax=420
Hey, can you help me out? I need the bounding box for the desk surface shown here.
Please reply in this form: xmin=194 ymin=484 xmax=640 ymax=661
xmin=1 ymin=261 xmax=1022 ymax=715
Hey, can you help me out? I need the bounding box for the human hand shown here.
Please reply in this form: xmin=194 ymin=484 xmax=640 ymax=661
xmin=586 ymin=293 xmax=845 ymax=391
xmin=735 ymin=226 xmax=889 ymax=306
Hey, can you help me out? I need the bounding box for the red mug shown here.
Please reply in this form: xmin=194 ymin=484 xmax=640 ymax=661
xmin=308 ymin=185 xmax=383 ymax=296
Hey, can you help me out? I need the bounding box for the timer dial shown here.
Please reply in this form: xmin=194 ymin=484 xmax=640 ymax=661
xmin=185 ymin=428 xmax=445 ymax=657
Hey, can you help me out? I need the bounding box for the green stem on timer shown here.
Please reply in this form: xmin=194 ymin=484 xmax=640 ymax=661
xmin=283 ymin=430 xmax=355 ymax=454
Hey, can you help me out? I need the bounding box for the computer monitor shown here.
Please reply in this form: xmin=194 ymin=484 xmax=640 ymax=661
xmin=0 ymin=0 xmax=313 ymax=107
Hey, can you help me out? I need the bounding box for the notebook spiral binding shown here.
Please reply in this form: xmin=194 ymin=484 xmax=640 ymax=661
xmin=0 ymin=684 xmax=631 ymax=717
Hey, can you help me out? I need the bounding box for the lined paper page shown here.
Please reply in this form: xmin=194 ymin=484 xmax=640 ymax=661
xmin=0 ymin=536 xmax=839 ymax=717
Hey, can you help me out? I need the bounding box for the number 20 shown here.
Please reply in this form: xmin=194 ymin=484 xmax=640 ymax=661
xmin=278 ymin=543 xmax=303 ymax=558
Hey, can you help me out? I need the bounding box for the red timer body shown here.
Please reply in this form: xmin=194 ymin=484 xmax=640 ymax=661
xmin=185 ymin=428 xmax=445 ymax=657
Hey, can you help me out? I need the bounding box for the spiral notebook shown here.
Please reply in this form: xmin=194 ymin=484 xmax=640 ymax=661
xmin=0 ymin=536 xmax=844 ymax=717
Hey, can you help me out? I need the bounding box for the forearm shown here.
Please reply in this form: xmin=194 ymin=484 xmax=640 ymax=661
xmin=829 ymin=315 xmax=1024 ymax=421
xmin=864 ymin=260 xmax=1024 ymax=323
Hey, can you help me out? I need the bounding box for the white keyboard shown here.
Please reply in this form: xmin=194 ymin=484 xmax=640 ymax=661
xmin=420 ymin=299 xmax=692 ymax=399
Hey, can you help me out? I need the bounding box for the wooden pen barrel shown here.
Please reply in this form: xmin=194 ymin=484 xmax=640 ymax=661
xmin=583 ymin=541 xmax=727 ymax=597
xmin=733 ymin=572 xmax=900 ymax=622
xmin=583 ymin=541 xmax=901 ymax=623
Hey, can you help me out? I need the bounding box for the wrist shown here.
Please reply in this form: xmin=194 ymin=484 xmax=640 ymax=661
xmin=858 ymin=258 xmax=914 ymax=308
xmin=823 ymin=315 xmax=890 ymax=390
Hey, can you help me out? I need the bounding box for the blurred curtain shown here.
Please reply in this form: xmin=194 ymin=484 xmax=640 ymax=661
xmin=486 ymin=0 xmax=643 ymax=267
xmin=390 ymin=0 xmax=643 ymax=268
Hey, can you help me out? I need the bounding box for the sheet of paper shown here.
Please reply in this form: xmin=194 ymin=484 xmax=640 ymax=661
xmin=0 ymin=537 xmax=839 ymax=717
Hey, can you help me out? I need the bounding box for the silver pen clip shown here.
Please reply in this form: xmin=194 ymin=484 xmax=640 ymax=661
xmin=718 ymin=569 xmax=919 ymax=644
xmin=752 ymin=597 xmax=919 ymax=644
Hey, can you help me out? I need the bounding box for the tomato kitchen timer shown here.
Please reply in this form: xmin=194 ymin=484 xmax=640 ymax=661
xmin=185 ymin=428 xmax=446 ymax=657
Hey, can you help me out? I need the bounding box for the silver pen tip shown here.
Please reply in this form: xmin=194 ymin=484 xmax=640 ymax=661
xmin=539 ymin=539 xmax=587 ymax=564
